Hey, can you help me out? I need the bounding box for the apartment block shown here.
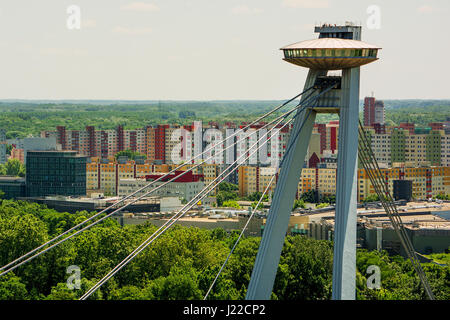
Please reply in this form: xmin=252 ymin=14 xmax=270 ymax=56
xmin=238 ymin=165 xmax=450 ymax=202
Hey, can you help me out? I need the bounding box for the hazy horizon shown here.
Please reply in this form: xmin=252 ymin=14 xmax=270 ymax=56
xmin=1 ymin=0 xmax=449 ymax=100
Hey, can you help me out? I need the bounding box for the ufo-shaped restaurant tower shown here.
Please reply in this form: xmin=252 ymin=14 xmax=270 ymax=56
xmin=247 ymin=24 xmax=381 ymax=301
xmin=281 ymin=38 xmax=380 ymax=70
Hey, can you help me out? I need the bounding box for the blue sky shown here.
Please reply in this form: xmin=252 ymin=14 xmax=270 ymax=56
xmin=0 ymin=0 xmax=448 ymax=100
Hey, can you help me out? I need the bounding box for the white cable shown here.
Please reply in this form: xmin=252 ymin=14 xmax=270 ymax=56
xmin=0 ymin=92 xmax=314 ymax=278
xmin=0 ymin=90 xmax=311 ymax=275
xmin=203 ymin=174 xmax=276 ymax=300
xmin=81 ymin=82 xmax=337 ymax=299
xmin=79 ymin=112 xmax=299 ymax=300
xmin=203 ymin=106 xmax=317 ymax=299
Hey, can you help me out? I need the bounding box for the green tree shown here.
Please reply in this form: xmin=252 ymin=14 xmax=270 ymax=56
xmin=247 ymin=192 xmax=268 ymax=202
xmin=321 ymin=195 xmax=336 ymax=204
xmin=216 ymin=190 xmax=238 ymax=207
xmin=251 ymin=201 xmax=263 ymax=210
xmin=222 ymin=200 xmax=240 ymax=209
xmin=45 ymin=278 xmax=103 ymax=300
xmin=222 ymin=237 xmax=261 ymax=299
xmin=299 ymin=190 xmax=317 ymax=203
xmin=273 ymin=236 xmax=333 ymax=300
xmin=362 ymin=194 xmax=380 ymax=203
xmin=0 ymin=159 xmax=25 ymax=177
xmin=218 ymin=182 xmax=238 ymax=192
xmin=293 ymin=199 xmax=306 ymax=210
xmin=109 ymin=285 xmax=144 ymax=300
xmin=141 ymin=266 xmax=203 ymax=300
xmin=0 ymin=273 xmax=29 ymax=300
xmin=114 ymin=150 xmax=146 ymax=161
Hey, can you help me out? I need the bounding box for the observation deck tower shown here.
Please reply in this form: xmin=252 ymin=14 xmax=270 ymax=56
xmin=247 ymin=23 xmax=381 ymax=300
xmin=281 ymin=38 xmax=380 ymax=70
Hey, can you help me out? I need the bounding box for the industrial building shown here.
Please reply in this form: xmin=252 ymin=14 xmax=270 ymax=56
xmin=19 ymin=195 xmax=182 ymax=214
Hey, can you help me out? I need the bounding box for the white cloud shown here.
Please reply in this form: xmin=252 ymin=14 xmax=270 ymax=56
xmin=113 ymin=26 xmax=153 ymax=35
xmin=120 ymin=2 xmax=160 ymax=12
xmin=231 ymin=5 xmax=263 ymax=15
xmin=417 ymin=5 xmax=434 ymax=13
xmin=282 ymin=0 xmax=330 ymax=9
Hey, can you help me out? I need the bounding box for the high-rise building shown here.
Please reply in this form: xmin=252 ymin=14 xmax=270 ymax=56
xmin=0 ymin=129 xmax=7 ymax=164
xmin=7 ymin=137 xmax=58 ymax=164
xmin=363 ymin=96 xmax=385 ymax=126
xmin=374 ymin=100 xmax=385 ymax=125
xmin=363 ymin=97 xmax=375 ymax=127
xmin=26 ymin=151 xmax=87 ymax=197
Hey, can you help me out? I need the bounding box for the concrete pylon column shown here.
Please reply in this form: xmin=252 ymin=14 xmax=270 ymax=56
xmin=246 ymin=70 xmax=323 ymax=300
xmin=331 ymin=67 xmax=360 ymax=300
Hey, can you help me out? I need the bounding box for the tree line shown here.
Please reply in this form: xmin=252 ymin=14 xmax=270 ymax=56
xmin=0 ymin=199 xmax=448 ymax=300
xmin=1 ymin=101 xmax=448 ymax=139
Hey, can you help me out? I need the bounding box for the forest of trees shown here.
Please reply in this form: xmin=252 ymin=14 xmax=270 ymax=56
xmin=0 ymin=100 xmax=448 ymax=139
xmin=0 ymin=199 xmax=448 ymax=300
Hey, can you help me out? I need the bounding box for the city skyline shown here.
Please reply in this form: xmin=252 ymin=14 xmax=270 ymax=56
xmin=0 ymin=0 xmax=449 ymax=101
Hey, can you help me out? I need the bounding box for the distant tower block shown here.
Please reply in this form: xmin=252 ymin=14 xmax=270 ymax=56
xmin=247 ymin=24 xmax=381 ymax=300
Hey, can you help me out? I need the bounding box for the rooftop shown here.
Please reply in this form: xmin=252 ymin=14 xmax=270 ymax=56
xmin=281 ymin=38 xmax=380 ymax=50
xmin=281 ymin=38 xmax=381 ymax=70
xmin=308 ymin=201 xmax=450 ymax=230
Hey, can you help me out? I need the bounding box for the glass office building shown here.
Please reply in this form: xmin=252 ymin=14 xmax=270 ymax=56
xmin=26 ymin=151 xmax=87 ymax=197
xmin=0 ymin=176 xmax=26 ymax=199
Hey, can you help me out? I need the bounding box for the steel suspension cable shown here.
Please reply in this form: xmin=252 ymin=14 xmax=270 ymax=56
xmin=357 ymin=121 xmax=434 ymax=299
xmin=80 ymin=112 xmax=301 ymax=300
xmin=0 ymin=90 xmax=318 ymax=278
xmin=358 ymin=125 xmax=423 ymax=268
xmin=203 ymin=174 xmax=276 ymax=300
xmin=202 ymin=96 xmax=325 ymax=300
xmin=80 ymin=87 xmax=333 ymax=300
xmin=202 ymin=95 xmax=327 ymax=300
xmin=0 ymin=88 xmax=313 ymax=275
xmin=358 ymin=137 xmax=434 ymax=299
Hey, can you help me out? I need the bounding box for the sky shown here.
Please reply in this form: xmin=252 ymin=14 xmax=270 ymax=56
xmin=0 ymin=0 xmax=449 ymax=101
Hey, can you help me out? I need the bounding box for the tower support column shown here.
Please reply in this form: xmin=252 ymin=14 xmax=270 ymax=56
xmin=246 ymin=70 xmax=321 ymax=300
xmin=331 ymin=67 xmax=360 ymax=300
